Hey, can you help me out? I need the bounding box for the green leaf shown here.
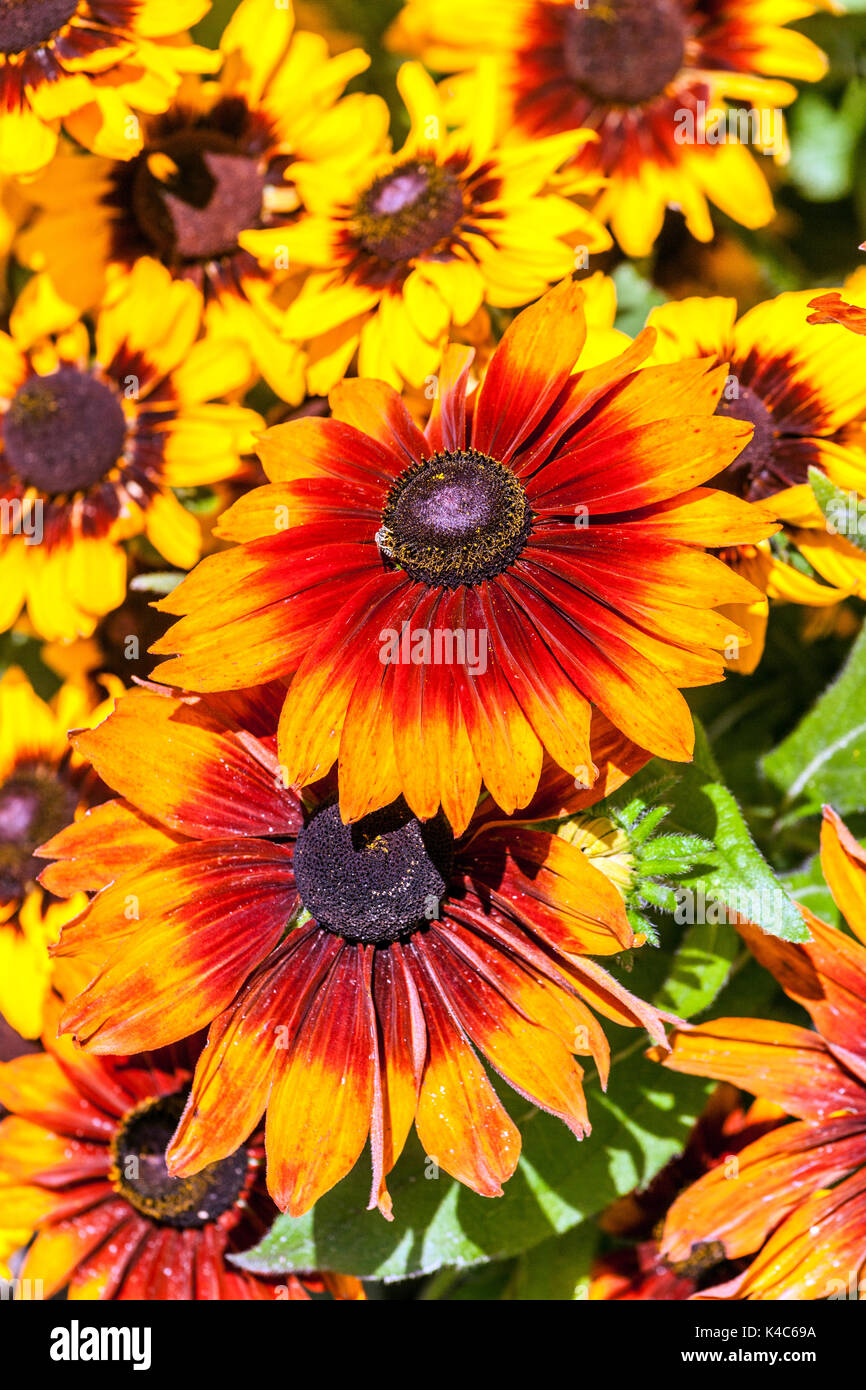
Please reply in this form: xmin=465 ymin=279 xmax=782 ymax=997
xmin=231 ymin=1059 xmax=710 ymax=1282
xmin=505 ymin=1221 xmax=598 ymax=1301
xmin=808 ymin=466 xmax=866 ymax=555
xmin=129 ymin=570 xmax=184 ymax=596
xmin=653 ymin=921 xmax=741 ymax=1018
xmin=788 ymin=86 xmax=866 ymax=201
xmin=607 ymin=719 xmax=809 ymax=944
xmin=611 ymin=262 xmax=666 ymax=337
xmin=764 ymin=623 xmax=866 ymax=820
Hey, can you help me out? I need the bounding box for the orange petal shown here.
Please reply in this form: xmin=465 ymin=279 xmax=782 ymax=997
xmin=419 ymin=927 xmax=590 ymax=1136
xmin=729 ymin=1165 xmax=866 ymax=1300
xmin=328 ymin=376 xmax=428 ymax=467
xmin=60 ymin=840 xmax=296 ymax=1053
xmin=21 ymin=1197 xmax=129 ymax=1299
xmin=369 ymin=943 xmax=427 ymax=1217
xmin=820 ymin=806 xmax=866 ymax=945
xmin=168 ymin=925 xmax=341 ymax=1176
xmin=0 ymin=1053 xmax=115 ymax=1142
xmin=460 ymin=824 xmax=632 ymax=957
xmin=265 ymin=943 xmax=377 ymax=1216
xmin=473 ymin=278 xmax=587 ymax=463
xmin=661 ymin=1116 xmax=866 ymax=1266
xmin=409 ymin=943 xmax=520 ymax=1197
xmin=653 ymin=1018 xmax=866 ymax=1122
xmin=71 ymin=686 xmax=301 ymax=841
xmin=38 ymin=798 xmax=185 ymax=896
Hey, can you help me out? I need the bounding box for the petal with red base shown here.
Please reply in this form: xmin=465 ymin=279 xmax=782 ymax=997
xmin=425 ymin=343 xmax=474 ymax=453
xmin=68 ymin=1214 xmax=151 ymax=1301
xmin=473 ymin=278 xmax=587 ymax=463
xmin=0 ymin=1115 xmax=109 ymax=1187
xmin=60 ymin=840 xmax=296 ymax=1054
xmin=369 ymin=943 xmax=427 ymax=1217
xmin=479 ymin=580 xmax=595 ymax=785
xmin=459 ymin=824 xmax=631 ymax=957
xmin=0 ymin=1054 xmax=116 ymax=1143
xmin=419 ymin=925 xmax=590 ymax=1136
xmin=329 ymin=377 xmax=428 ymax=469
xmin=168 ymin=925 xmax=341 ymax=1176
xmin=661 ymin=1116 xmax=866 ymax=1266
xmin=654 ymin=1018 xmax=866 ymax=1122
xmin=409 ymin=942 xmax=521 ymax=1197
xmin=266 ymin=942 xmax=377 ymax=1216
xmin=21 ymin=1196 xmax=129 ymax=1300
xmin=38 ymin=799 xmax=186 ymax=896
xmin=256 ymin=415 xmax=400 ymax=493
xmin=71 ymin=688 xmax=301 ymax=841
xmin=277 ymin=569 xmax=407 ymax=793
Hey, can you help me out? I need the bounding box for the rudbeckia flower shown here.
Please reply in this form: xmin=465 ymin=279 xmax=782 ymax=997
xmin=651 ymin=806 xmax=866 ymax=1300
xmin=42 ymin=680 xmax=667 ymax=1216
xmin=151 ymin=278 xmax=776 ymax=832
xmin=0 ymin=0 xmax=218 ymax=177
xmin=646 ymin=290 xmax=866 ymax=671
xmin=0 ymin=666 xmax=121 ymax=1040
xmin=264 ymin=60 xmax=611 ymax=392
xmin=0 ymin=1025 xmax=365 ymax=1300
xmin=387 ymin=0 xmax=830 ymax=256
xmin=15 ymin=0 xmax=386 ymax=400
xmin=589 ymin=1084 xmax=786 ymax=1299
xmin=0 ymin=258 xmax=262 ymax=641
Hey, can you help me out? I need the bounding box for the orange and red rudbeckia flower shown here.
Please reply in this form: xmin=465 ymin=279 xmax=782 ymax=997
xmin=150 ymin=277 xmax=777 ymax=833
xmin=0 ymin=1022 xmax=364 ymax=1300
xmin=650 ymin=806 xmax=866 ymax=1300
xmin=589 ymin=1084 xmax=787 ymax=1300
xmin=39 ymin=680 xmax=667 ymax=1218
xmin=0 ymin=0 xmax=217 ymax=176
xmin=387 ymin=0 xmax=831 ymax=256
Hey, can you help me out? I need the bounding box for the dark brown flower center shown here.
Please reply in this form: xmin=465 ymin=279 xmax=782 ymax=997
xmin=131 ymin=129 xmax=266 ymax=266
xmin=378 ymin=448 xmax=532 ymax=589
xmin=293 ymin=800 xmax=454 ymax=944
xmin=95 ymin=589 xmax=174 ymax=683
xmin=352 ymin=159 xmax=465 ymax=263
xmin=713 ymin=386 xmax=789 ymax=501
xmin=562 ymin=0 xmax=686 ymax=106
xmin=112 ymin=1092 xmax=248 ymax=1229
xmin=3 ymin=367 xmax=127 ymax=495
xmin=0 ymin=0 xmax=78 ymax=53
xmin=0 ymin=764 xmax=77 ymax=900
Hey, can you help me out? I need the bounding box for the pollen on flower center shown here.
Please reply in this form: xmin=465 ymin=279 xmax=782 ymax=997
xmin=131 ymin=128 xmax=267 ymax=265
xmin=0 ymin=0 xmax=78 ymax=54
xmin=713 ymin=385 xmax=783 ymax=500
xmin=561 ymin=0 xmax=687 ymax=106
xmin=378 ymin=448 xmax=533 ymax=588
xmin=293 ymin=800 xmax=455 ymax=944
xmin=3 ymin=366 xmax=127 ymax=496
xmin=0 ymin=764 xmax=77 ymax=900
xmin=111 ymin=1092 xmax=249 ymax=1229
xmin=352 ymin=158 xmax=465 ymax=262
